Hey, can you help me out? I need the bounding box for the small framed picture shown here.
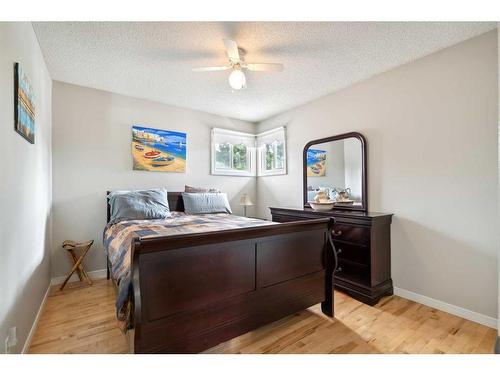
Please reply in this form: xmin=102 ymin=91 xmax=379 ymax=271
xmin=14 ymin=62 xmax=35 ymax=144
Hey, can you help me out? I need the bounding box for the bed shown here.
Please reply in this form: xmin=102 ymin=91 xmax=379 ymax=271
xmin=105 ymin=191 xmax=337 ymax=353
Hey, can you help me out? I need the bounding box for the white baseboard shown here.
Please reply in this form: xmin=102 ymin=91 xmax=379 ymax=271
xmin=22 ymin=283 xmax=50 ymax=354
xmin=394 ymin=287 xmax=497 ymax=329
xmin=50 ymin=268 xmax=107 ymax=286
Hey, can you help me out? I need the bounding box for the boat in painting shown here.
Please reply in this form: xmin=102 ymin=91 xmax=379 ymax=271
xmin=310 ymin=166 xmax=319 ymax=174
xmin=151 ymin=156 xmax=175 ymax=167
xmin=143 ymin=150 xmax=162 ymax=159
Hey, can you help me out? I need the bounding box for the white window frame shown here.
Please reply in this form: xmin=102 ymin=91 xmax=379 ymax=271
xmin=257 ymin=126 xmax=287 ymax=176
xmin=211 ymin=128 xmax=256 ymax=176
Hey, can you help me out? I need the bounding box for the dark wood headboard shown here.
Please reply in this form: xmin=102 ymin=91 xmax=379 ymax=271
xmin=106 ymin=191 xmax=185 ymax=223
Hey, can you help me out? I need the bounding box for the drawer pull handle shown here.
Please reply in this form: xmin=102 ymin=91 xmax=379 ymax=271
xmin=332 ymin=230 xmax=343 ymax=237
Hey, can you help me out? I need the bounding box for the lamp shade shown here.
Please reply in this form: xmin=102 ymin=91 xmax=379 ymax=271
xmin=228 ymin=69 xmax=246 ymax=90
xmin=239 ymin=194 xmax=254 ymax=206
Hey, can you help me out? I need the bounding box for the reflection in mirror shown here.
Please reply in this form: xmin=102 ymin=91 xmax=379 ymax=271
xmin=306 ymin=137 xmax=363 ymax=208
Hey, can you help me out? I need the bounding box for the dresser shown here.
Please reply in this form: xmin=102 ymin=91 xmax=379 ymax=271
xmin=270 ymin=206 xmax=393 ymax=305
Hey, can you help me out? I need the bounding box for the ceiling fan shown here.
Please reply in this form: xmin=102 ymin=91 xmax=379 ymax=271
xmin=192 ymin=39 xmax=284 ymax=90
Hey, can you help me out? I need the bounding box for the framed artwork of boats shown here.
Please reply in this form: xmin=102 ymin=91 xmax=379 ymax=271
xmin=14 ymin=63 xmax=36 ymax=144
xmin=306 ymin=149 xmax=326 ymax=177
xmin=132 ymin=125 xmax=187 ymax=172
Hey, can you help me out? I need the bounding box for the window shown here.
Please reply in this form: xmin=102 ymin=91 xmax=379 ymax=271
xmin=211 ymin=128 xmax=255 ymax=176
xmin=211 ymin=127 xmax=286 ymax=177
xmin=233 ymin=144 xmax=248 ymax=170
xmin=257 ymin=127 xmax=287 ymax=176
xmin=265 ymin=143 xmax=274 ymax=170
xmin=215 ymin=143 xmax=232 ymax=169
xmin=264 ymin=141 xmax=285 ymax=171
xmin=214 ymin=142 xmax=248 ymax=171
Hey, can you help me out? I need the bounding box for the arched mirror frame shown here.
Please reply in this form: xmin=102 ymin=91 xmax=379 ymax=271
xmin=303 ymin=132 xmax=368 ymax=212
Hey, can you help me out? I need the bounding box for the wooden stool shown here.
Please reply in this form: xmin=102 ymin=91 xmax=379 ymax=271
xmin=60 ymin=240 xmax=94 ymax=291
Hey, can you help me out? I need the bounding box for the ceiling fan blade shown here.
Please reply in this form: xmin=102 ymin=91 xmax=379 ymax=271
xmin=192 ymin=65 xmax=231 ymax=72
xmin=244 ymin=63 xmax=284 ymax=72
xmin=223 ymin=39 xmax=240 ymax=62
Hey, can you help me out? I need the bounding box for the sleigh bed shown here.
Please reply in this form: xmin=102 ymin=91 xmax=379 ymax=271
xmin=105 ymin=191 xmax=337 ymax=353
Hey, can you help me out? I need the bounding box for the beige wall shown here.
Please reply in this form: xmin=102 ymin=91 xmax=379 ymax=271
xmin=0 ymin=22 xmax=52 ymax=353
xmin=497 ymin=25 xmax=500 ymax=342
xmin=51 ymin=82 xmax=257 ymax=278
xmin=256 ymin=31 xmax=498 ymax=319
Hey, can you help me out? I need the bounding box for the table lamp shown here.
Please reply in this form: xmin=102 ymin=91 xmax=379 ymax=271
xmin=239 ymin=193 xmax=254 ymax=217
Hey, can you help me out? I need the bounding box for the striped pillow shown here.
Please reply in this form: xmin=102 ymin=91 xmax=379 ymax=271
xmin=108 ymin=188 xmax=171 ymax=223
xmin=184 ymin=185 xmax=221 ymax=193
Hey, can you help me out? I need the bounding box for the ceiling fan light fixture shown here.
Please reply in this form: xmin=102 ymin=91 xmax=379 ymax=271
xmin=228 ymin=68 xmax=246 ymax=90
xmin=193 ymin=39 xmax=282 ymax=90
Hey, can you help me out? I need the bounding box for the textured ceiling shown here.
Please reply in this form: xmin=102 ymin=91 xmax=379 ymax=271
xmin=33 ymin=22 xmax=495 ymax=122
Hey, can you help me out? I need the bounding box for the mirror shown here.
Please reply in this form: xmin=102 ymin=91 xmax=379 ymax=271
xmin=303 ymin=132 xmax=367 ymax=212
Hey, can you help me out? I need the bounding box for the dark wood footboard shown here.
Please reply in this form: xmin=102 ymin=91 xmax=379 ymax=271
xmin=131 ymin=218 xmax=336 ymax=353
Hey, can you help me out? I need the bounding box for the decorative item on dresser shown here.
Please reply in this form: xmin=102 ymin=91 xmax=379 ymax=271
xmin=270 ymin=131 xmax=393 ymax=305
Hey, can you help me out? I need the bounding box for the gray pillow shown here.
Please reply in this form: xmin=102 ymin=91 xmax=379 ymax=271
xmin=108 ymin=188 xmax=171 ymax=224
xmin=182 ymin=192 xmax=232 ymax=214
xmin=184 ymin=185 xmax=221 ymax=193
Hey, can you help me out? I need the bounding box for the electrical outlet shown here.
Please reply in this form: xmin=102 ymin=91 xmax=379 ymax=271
xmin=5 ymin=327 xmax=17 ymax=354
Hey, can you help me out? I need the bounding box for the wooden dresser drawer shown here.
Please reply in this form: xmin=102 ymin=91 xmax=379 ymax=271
xmin=336 ymin=259 xmax=370 ymax=286
xmin=335 ymin=242 xmax=370 ymax=266
xmin=332 ymin=223 xmax=370 ymax=245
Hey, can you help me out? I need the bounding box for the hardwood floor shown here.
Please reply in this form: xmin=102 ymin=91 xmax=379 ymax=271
xmin=29 ymin=279 xmax=496 ymax=354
